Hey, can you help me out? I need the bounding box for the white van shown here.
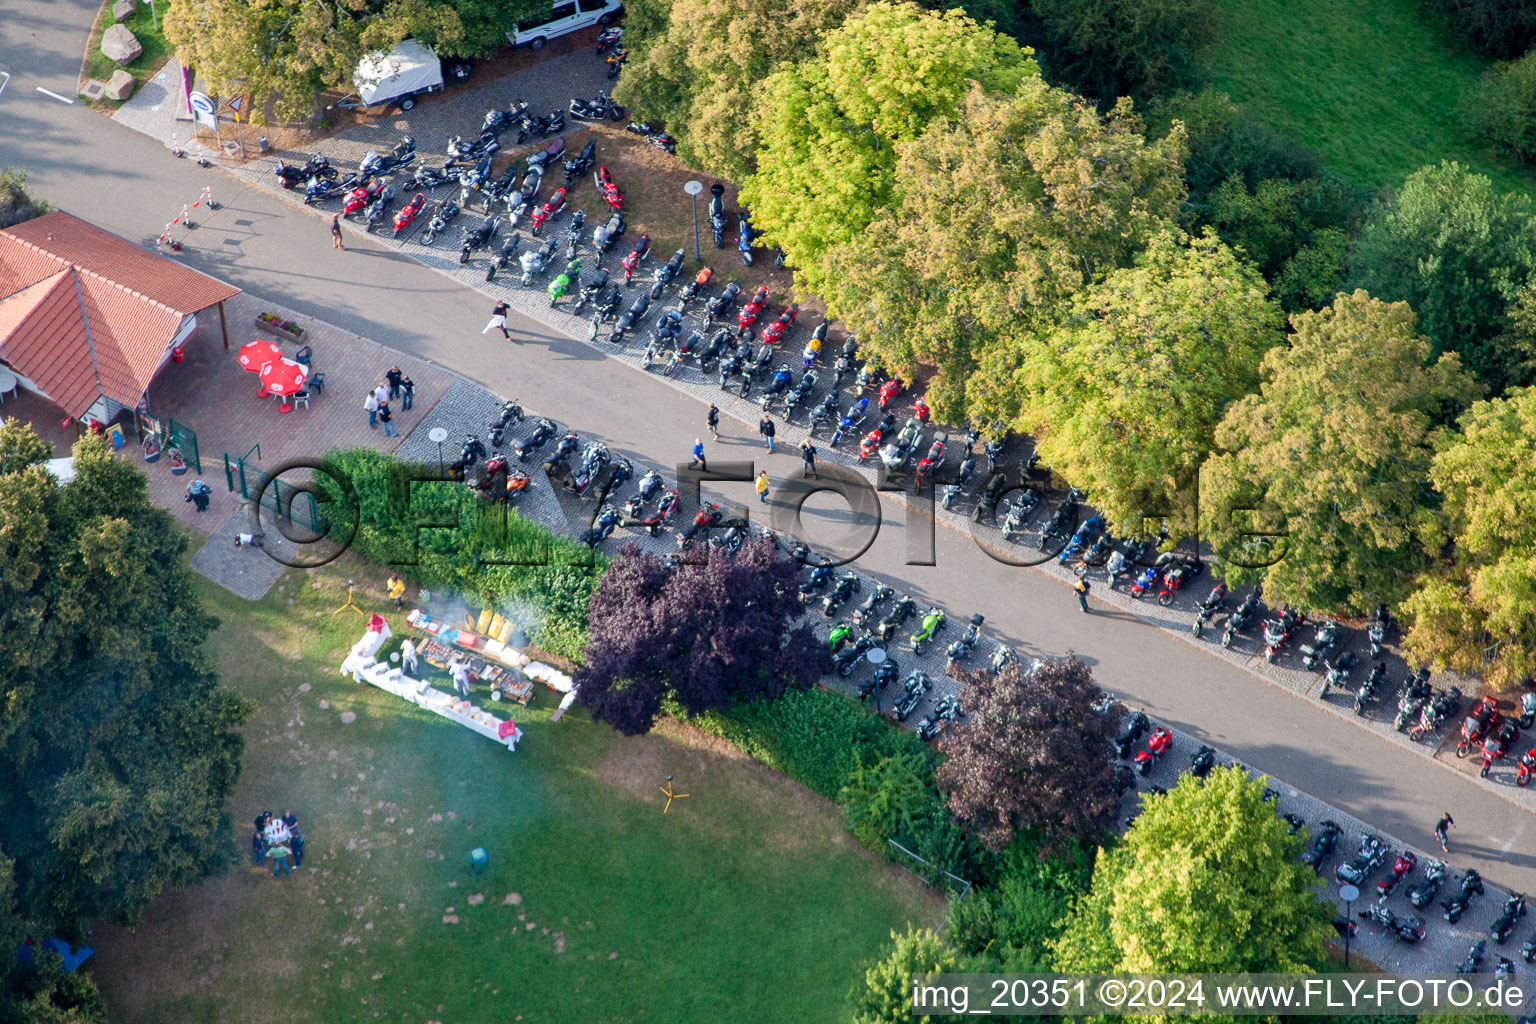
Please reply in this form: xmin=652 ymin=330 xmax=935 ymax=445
xmin=508 ymin=0 xmax=623 ymax=49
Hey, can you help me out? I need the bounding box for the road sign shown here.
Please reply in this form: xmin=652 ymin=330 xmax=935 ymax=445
xmin=189 ymin=90 xmax=217 ymax=129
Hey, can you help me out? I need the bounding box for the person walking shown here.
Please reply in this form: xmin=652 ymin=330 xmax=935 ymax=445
xmin=291 ymin=827 xmax=305 ymax=869
xmin=387 ymin=574 xmax=406 ymax=608
xmin=399 ymin=375 xmax=415 ymax=411
xmin=450 ymin=658 xmax=472 ymax=701
xmin=706 ymin=404 xmax=720 ymax=441
xmin=379 ymin=401 xmax=397 ymax=437
xmin=759 ymin=415 xmax=776 ymax=453
xmin=386 ymin=365 xmax=403 ymax=398
xmin=482 ymin=300 xmax=512 ymax=339
xmin=1435 ymin=812 xmax=1455 ymax=852
xmin=401 ymin=637 xmax=418 ymax=674
xmin=1073 ymin=578 xmax=1091 ymax=613
xmin=364 ymin=391 xmax=379 ymax=429
xmin=330 ymin=213 xmax=345 ymax=251
xmin=688 ymin=438 xmax=707 ymax=471
xmin=756 ymin=470 xmax=770 ymax=504
xmin=799 ymin=440 xmax=817 ymax=479
xmin=267 ymin=841 xmax=293 ymax=877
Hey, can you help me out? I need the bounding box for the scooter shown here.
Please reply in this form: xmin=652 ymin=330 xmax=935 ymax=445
xmin=708 ymin=183 xmax=727 ymax=248
xmin=1134 ymin=727 xmax=1172 ymax=776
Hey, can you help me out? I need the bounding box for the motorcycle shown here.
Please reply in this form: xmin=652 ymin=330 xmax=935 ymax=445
xmin=1491 ymin=893 xmax=1527 ymax=944
xmin=1189 ymin=745 xmax=1216 ymax=778
xmin=303 ymin=170 xmax=364 ymax=205
xmin=457 ymin=215 xmax=498 ymax=264
xmin=563 ymin=210 xmax=587 ymax=258
xmin=1377 ymin=851 xmax=1418 ymax=901
xmin=1357 ymin=905 xmax=1426 ymax=943
xmin=640 ymin=489 xmax=679 ymax=536
xmin=1406 ymin=859 xmax=1447 ymax=908
xmin=649 ymin=249 xmax=686 ymax=299
xmin=708 ymin=183 xmax=726 ymax=248
xmin=361 ymin=184 xmax=398 ymax=231
xmin=402 ymin=164 xmax=457 ymax=191
xmin=1335 ymin=834 xmax=1388 ymax=885
xmin=579 ymin=505 xmax=623 ymax=547
xmin=1456 ymin=696 xmax=1501 ymax=757
xmin=518 ymin=238 xmax=558 ymax=286
xmin=358 ymin=135 xmax=416 ymax=177
xmin=944 ymin=613 xmax=984 ymax=674
xmin=1300 ymin=820 xmax=1340 ymax=872
xmin=1355 ymin=661 xmax=1386 ymax=715
xmin=1479 ymin=718 xmax=1520 ymax=777
xmin=737 ymin=212 xmax=758 ymax=265
xmin=1393 ymin=674 xmax=1434 ymax=732
xmin=1407 ymin=685 xmax=1461 ymax=741
xmin=530 ymin=187 xmax=566 ymax=234
xmin=737 ymin=286 xmax=770 ymax=337
xmin=625 ymin=120 xmax=677 ymax=152
xmin=620 ymin=234 xmax=652 ymax=285
xmin=1516 ymin=746 xmax=1536 ymax=786
xmin=515 ymin=418 xmax=556 ymax=461
xmin=1318 ymin=653 xmax=1356 ymax=699
xmin=1191 ymin=583 xmax=1228 ymax=638
xmin=485 ymin=234 xmax=522 ymax=282
xmin=878 ymin=377 xmax=903 ymax=412
xmin=1520 ymin=691 xmax=1536 ymax=729
xmin=593 ymin=211 xmax=626 ymax=252
xmin=569 ymin=91 xmax=624 ymax=122
xmin=850 ymin=584 xmax=894 ymax=627
xmin=274 ymin=154 xmax=336 ymax=189
xmin=696 ymin=329 xmax=730 ymax=369
xmin=595 ymin=26 xmax=623 ymax=52
xmin=1262 ymin=606 xmax=1304 ymax=662
xmin=829 ymin=397 xmax=870 ymax=448
xmin=606 ymin=43 xmax=628 ymax=79
xmin=1221 ymin=587 xmax=1263 ymax=649
xmin=833 ymin=635 xmax=882 ymax=677
xmin=608 ymin=293 xmax=651 ymax=345
xmin=917 ymin=695 xmax=963 ymax=741
xmin=679 ymin=267 xmax=712 ymax=305
xmin=542 ymin=433 xmax=581 ymax=473
xmin=1368 ymin=602 xmax=1392 ymax=659
xmin=547 ymin=257 xmax=582 ymax=306
xmin=914 ymin=434 xmax=947 ymax=489
xmin=707 ymin=281 xmax=742 ymax=322
xmin=342 ymin=177 xmax=391 ymax=218
xmin=798 ymin=566 xmax=831 ymax=597
xmin=909 ymin=608 xmax=946 ymax=655
xmin=761 ymin=304 xmax=799 ymax=346
xmin=445 ymin=133 xmax=498 ymax=164
xmin=1299 ymin=619 xmax=1341 ymax=670
xmin=873 ymin=595 xmax=916 ymax=642
xmin=1134 ymin=727 xmax=1172 ymax=776
xmin=1115 ymin=711 xmax=1149 ymax=760
xmin=893 ymin=670 xmax=932 ymax=722
xmin=564 ymin=139 xmax=598 ymax=188
xmin=418 ymin=198 xmax=460 ymax=245
xmin=595 ymin=165 xmax=623 ymax=210
xmin=1442 ymin=869 xmax=1485 ymax=923
xmin=990 ymin=644 xmax=1017 ymax=674
xmin=821 ymin=572 xmax=862 ymax=618
xmin=879 ymin=418 xmax=926 ymax=472
xmin=1456 ymin=940 xmax=1486 ymax=974
xmin=572 ymin=268 xmax=610 ymax=315
xmin=677 ymin=503 xmax=724 ymax=547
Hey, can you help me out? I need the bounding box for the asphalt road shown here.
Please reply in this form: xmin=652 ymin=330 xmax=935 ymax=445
xmin=3 ymin=1 xmax=1534 ymax=892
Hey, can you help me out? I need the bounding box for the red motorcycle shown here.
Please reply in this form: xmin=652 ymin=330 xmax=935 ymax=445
xmin=1516 ymin=747 xmax=1536 ymax=786
xmin=595 ymin=165 xmax=623 ymax=210
xmin=620 ymin=233 xmax=651 ymax=284
xmin=858 ymin=428 xmax=884 ymax=462
xmin=641 ymin=489 xmax=678 ymax=536
xmin=878 ymin=377 xmax=903 ymax=411
xmin=736 ymin=287 xmax=770 ymax=337
xmin=392 ymin=193 xmax=427 ymax=237
xmin=1455 ymin=697 xmax=1500 ymax=758
xmin=760 ymin=303 xmax=799 ymax=345
xmin=1377 ymin=851 xmax=1417 ymax=899
xmin=530 ymin=187 xmax=566 ymax=234
xmin=912 ymin=394 xmax=930 ymax=422
xmin=342 ymin=177 xmax=386 ymax=217
xmin=1135 ymin=727 xmax=1172 ymax=775
xmin=1479 ymin=719 xmax=1519 ymax=778
xmin=914 ymin=433 xmax=946 ymax=488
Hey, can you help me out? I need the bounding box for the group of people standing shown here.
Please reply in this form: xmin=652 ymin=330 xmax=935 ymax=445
xmin=253 ymin=810 xmax=304 ymax=877
xmin=364 ymin=366 xmax=415 ymax=437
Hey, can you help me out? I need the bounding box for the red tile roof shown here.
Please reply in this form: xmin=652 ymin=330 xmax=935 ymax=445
xmin=0 ymin=211 xmax=239 ymax=417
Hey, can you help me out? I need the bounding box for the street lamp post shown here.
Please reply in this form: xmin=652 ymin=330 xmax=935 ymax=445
xmin=684 ymin=180 xmax=703 ymax=265
xmin=1338 ymin=883 xmax=1359 ymax=967
xmin=429 ymin=426 xmax=448 ymax=475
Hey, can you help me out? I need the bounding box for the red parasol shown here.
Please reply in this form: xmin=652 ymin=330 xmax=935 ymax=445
xmin=259 ymin=358 xmax=309 ymax=412
xmin=237 ymin=339 xmax=284 ymax=372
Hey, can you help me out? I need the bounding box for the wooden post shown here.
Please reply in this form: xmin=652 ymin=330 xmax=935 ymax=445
xmin=218 ymin=300 xmax=229 ymax=349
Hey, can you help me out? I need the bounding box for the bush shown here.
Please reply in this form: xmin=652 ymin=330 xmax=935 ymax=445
xmin=1034 ymin=0 xmax=1219 ymax=101
xmin=1147 ymin=90 xmax=1325 ymax=198
xmin=946 ymin=840 xmax=1096 ymax=965
xmin=1465 ymin=50 xmax=1536 ymax=163
xmin=1433 ymin=0 xmax=1536 ymax=59
xmin=317 ymin=448 xmax=601 ymax=660
xmin=840 ymin=747 xmax=941 ymax=850
xmin=0 ymin=168 xmax=46 ymax=229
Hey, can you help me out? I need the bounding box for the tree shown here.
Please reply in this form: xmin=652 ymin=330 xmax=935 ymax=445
xmin=1432 ymin=0 xmax=1536 ymax=59
xmin=1054 ymin=767 xmax=1332 ymax=976
xmin=936 ymin=656 xmax=1122 ymax=856
xmin=1403 ymin=386 xmax=1536 ymax=690
xmin=1349 ymin=160 xmax=1536 ymax=394
xmin=850 ymin=926 xmax=965 ymax=1024
xmin=612 ymin=0 xmax=865 ymax=180
xmin=740 ymin=1 xmax=1033 ymax=299
xmin=1033 ymin=0 xmax=1219 ymax=102
xmin=1005 ymin=230 xmax=1283 ymax=539
xmin=576 ymin=539 xmax=831 ymax=734
xmin=821 ymin=79 xmax=1186 ymax=416
xmin=1203 ymin=174 xmax=1360 ymax=310
xmin=1201 ymin=290 xmax=1480 ymax=614
xmin=1464 ymin=51 xmax=1536 ymax=164
xmin=0 ymin=168 xmax=48 ymax=230
xmin=0 ymin=429 xmax=248 ymax=1012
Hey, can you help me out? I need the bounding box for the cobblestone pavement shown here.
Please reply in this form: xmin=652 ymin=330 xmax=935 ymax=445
xmin=393 ymin=374 xmax=1536 ymax=1001
xmin=213 ymin=44 xmax=1535 ymax=821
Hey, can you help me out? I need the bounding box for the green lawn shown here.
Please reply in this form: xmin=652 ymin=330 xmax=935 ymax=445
xmin=1202 ymin=0 xmax=1536 ymax=193
xmin=88 ymin=564 xmax=940 ymax=1023
xmin=81 ymin=0 xmax=174 ymax=100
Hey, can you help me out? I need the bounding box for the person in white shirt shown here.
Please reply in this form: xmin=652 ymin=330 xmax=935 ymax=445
xmin=364 ymin=391 xmax=380 ymax=429
xmin=401 ymin=638 xmax=418 ymax=674
xmin=373 ymin=382 xmax=390 ymax=408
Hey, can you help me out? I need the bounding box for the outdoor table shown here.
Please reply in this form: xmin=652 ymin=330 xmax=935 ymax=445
xmin=0 ymin=369 xmax=18 ymax=403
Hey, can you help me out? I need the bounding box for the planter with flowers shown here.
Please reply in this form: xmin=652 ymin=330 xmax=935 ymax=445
xmin=254 ymin=312 xmax=307 ymax=343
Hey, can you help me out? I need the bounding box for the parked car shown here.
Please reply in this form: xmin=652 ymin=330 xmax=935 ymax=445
xmin=508 ymin=0 xmax=623 ymax=49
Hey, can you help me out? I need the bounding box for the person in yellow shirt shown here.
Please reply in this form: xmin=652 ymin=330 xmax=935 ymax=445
xmin=387 ymin=575 xmax=407 ymax=609
xmin=755 ymin=470 xmax=770 ymax=504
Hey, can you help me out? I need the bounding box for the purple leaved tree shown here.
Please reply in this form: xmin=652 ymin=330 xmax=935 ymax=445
xmin=937 ymin=656 xmax=1122 ymax=856
xmin=577 ymin=538 xmax=832 ymax=734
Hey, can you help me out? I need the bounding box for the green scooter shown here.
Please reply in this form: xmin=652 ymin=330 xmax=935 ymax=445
xmin=910 ymin=608 xmax=946 ymax=654
xmin=828 ymin=621 xmax=853 ymax=651
xmin=547 ymin=257 xmax=583 ymax=306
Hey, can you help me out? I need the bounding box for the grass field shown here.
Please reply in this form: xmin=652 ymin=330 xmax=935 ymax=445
xmin=80 ymin=0 xmax=173 ymax=101
xmin=1201 ymin=0 xmax=1536 ymax=194
xmin=88 ymin=564 xmax=940 ymax=1023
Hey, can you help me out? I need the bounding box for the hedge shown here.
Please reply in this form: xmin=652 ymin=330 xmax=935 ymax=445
xmin=317 ymin=448 xmax=602 ymax=661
